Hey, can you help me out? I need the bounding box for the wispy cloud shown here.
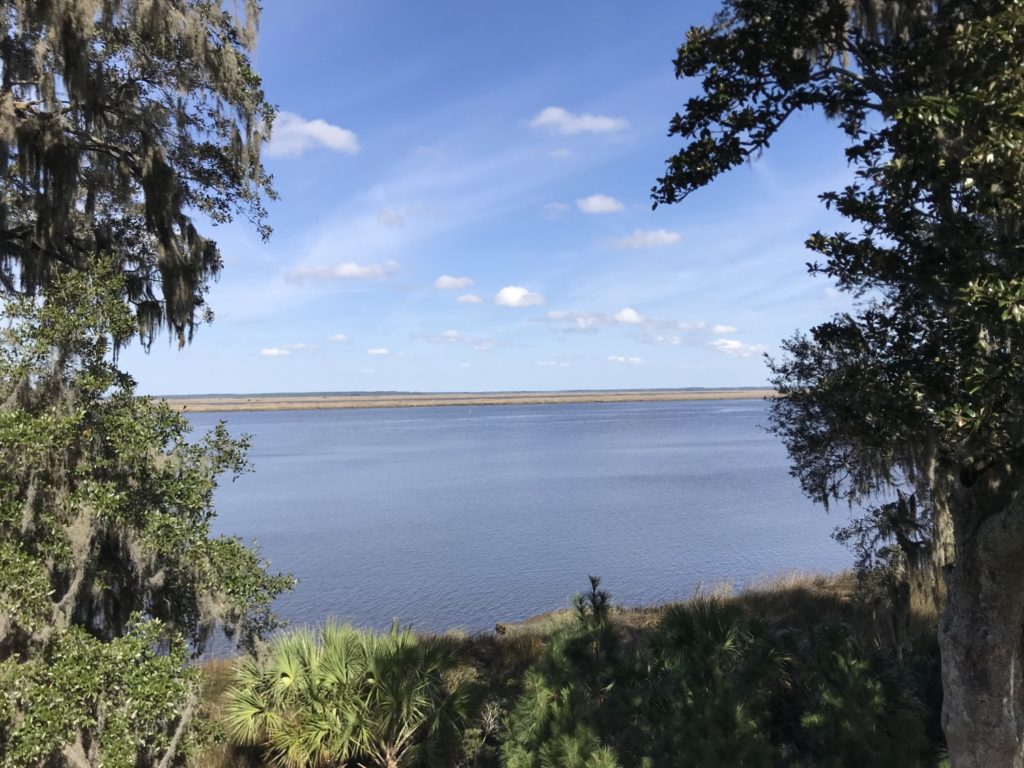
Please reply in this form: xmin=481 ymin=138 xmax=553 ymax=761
xmin=435 ymin=275 xmax=475 ymax=290
xmin=495 ymin=286 xmax=546 ymax=307
xmin=545 ymin=310 xmax=603 ymax=332
xmin=266 ymin=111 xmax=360 ymax=157
xmin=543 ymin=308 xmax=745 ymax=354
xmin=456 ymin=293 xmax=483 ymax=304
xmin=544 ymin=307 xmax=647 ymax=333
xmin=615 ymin=229 xmax=681 ymax=249
xmin=366 ymin=347 xmax=391 ymax=356
xmin=577 ymin=194 xmax=624 ymax=214
xmin=377 ymin=208 xmax=405 ymax=229
xmin=634 ymin=321 xmax=740 ymax=347
xmin=543 ymin=202 xmax=571 ymax=220
xmin=260 ymin=343 xmax=311 ymax=357
xmin=529 ymin=106 xmax=629 ymax=135
xmin=422 ymin=329 xmax=500 ymax=351
xmin=608 ymin=355 xmax=643 ymax=365
xmin=712 ymin=339 xmax=765 ymax=358
xmin=430 ymin=330 xmax=464 ymax=343
xmin=286 ymin=260 xmax=399 ymax=281
xmin=329 ymin=333 xmax=350 ymax=342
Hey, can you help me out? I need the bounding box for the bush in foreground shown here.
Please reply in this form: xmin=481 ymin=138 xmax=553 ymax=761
xmin=214 ymin=575 xmax=943 ymax=768
xmin=225 ymin=623 xmax=476 ymax=768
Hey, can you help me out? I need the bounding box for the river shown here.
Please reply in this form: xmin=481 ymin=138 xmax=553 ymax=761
xmin=190 ymin=399 xmax=851 ymax=634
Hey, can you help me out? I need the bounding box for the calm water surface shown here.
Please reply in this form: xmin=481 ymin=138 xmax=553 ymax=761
xmin=190 ymin=400 xmax=851 ymax=633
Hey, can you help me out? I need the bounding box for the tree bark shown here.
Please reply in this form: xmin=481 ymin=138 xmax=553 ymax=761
xmin=940 ymin=483 xmax=1024 ymax=768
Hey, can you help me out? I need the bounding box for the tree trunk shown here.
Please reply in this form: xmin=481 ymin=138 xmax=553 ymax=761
xmin=940 ymin=484 xmax=1024 ymax=768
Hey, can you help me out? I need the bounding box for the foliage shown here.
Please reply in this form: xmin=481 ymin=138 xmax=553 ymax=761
xmin=501 ymin=578 xmax=631 ymax=768
xmin=224 ymin=622 xmax=476 ymax=768
xmin=654 ymin=2 xmax=1024 ymax=760
xmin=0 ymin=263 xmax=294 ymax=766
xmin=0 ymin=619 xmax=194 ymax=768
xmin=793 ymin=621 xmax=929 ymax=767
xmin=648 ymin=598 xmax=784 ymax=767
xmin=0 ymin=0 xmax=276 ymax=344
xmin=833 ymin=490 xmax=938 ymax=619
xmin=502 ymin=578 xmax=936 ymax=768
xmin=654 ymin=0 xmax=1024 ymax=499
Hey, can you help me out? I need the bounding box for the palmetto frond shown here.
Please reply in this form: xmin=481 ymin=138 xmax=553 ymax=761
xmin=225 ymin=622 xmax=473 ymax=767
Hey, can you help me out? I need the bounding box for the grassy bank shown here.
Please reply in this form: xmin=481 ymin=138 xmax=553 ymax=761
xmin=192 ymin=571 xmax=944 ymax=767
xmin=165 ymin=388 xmax=776 ymax=414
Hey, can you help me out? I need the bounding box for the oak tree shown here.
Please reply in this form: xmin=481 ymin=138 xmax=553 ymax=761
xmin=0 ymin=2 xmax=287 ymax=765
xmin=655 ymin=1 xmax=1024 ymax=765
xmin=0 ymin=0 xmax=275 ymax=345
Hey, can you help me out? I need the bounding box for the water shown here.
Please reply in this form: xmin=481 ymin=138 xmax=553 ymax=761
xmin=189 ymin=400 xmax=851 ymax=634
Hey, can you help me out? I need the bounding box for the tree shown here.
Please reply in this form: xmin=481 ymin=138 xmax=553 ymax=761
xmin=654 ymin=1 xmax=1024 ymax=765
xmin=0 ymin=262 xmax=294 ymax=767
xmin=224 ymin=622 xmax=475 ymax=768
xmin=502 ymin=579 xmax=637 ymax=768
xmin=0 ymin=0 xmax=275 ymax=345
xmin=649 ymin=598 xmax=783 ymax=767
xmin=0 ymin=3 xmax=283 ymax=764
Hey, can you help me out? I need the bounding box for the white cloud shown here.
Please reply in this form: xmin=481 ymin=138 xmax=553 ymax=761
xmin=543 ymin=202 xmax=570 ymax=220
xmin=616 ymin=229 xmax=682 ymax=249
xmin=571 ymin=316 xmax=601 ymax=331
xmin=608 ymin=355 xmax=643 ymax=365
xmin=529 ymin=106 xmax=629 ymax=135
xmin=577 ymin=194 xmax=624 ymax=214
xmin=645 ymin=334 xmax=684 ymax=346
xmin=545 ymin=310 xmax=603 ymax=332
xmin=538 ymin=360 xmax=571 ymax=368
xmin=459 ymin=362 xmax=472 ymax=368
xmin=366 ymin=347 xmax=391 ymax=356
xmin=495 ymin=285 xmax=546 ymax=307
xmin=422 ymin=329 xmax=500 ymax=351
xmin=456 ymin=293 xmax=483 ymax=304
xmin=260 ymin=343 xmax=310 ymax=357
xmin=613 ymin=307 xmax=644 ymax=325
xmin=544 ymin=307 xmax=647 ymax=332
xmin=286 ymin=260 xmax=399 ymax=281
xmin=433 ymin=329 xmax=463 ymax=343
xmin=377 ymin=208 xmax=405 ymax=229
xmin=712 ymin=339 xmax=765 ymax=358
xmin=329 ymin=333 xmax=349 ymax=342
xmin=435 ymin=275 xmax=475 ymax=290
xmin=266 ymin=111 xmax=360 ymax=157
xmin=711 ymin=324 xmax=738 ymax=334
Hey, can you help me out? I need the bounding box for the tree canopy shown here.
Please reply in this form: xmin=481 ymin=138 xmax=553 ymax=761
xmin=654 ymin=0 xmax=1024 ymax=500
xmin=0 ymin=263 xmax=294 ymax=766
xmin=655 ymin=1 xmax=1024 ymax=764
xmin=0 ymin=0 xmax=275 ymax=345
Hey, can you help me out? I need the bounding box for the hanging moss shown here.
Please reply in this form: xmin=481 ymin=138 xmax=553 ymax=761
xmin=0 ymin=0 xmax=275 ymax=346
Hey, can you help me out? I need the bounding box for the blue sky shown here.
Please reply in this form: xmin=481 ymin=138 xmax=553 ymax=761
xmin=124 ymin=0 xmax=857 ymax=395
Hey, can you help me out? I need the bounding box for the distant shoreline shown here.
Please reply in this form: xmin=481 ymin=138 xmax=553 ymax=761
xmin=164 ymin=388 xmax=776 ymax=413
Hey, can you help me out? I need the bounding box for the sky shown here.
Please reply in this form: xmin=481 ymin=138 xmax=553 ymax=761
xmin=123 ymin=0 xmax=858 ymax=395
